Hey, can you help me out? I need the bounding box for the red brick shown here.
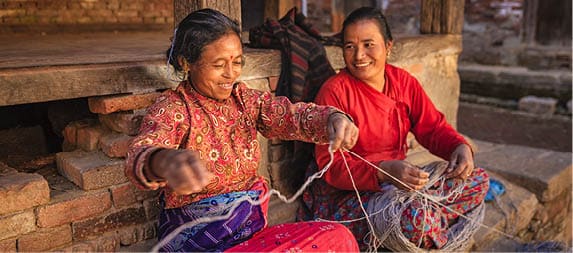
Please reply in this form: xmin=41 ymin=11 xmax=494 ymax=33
xmin=62 ymin=119 xmax=96 ymax=147
xmin=117 ymin=222 xmax=157 ymax=246
xmin=0 ymin=172 xmax=50 ymax=216
xmin=0 ymin=238 xmax=15 ymax=252
xmin=268 ymin=76 xmax=279 ymax=92
xmin=36 ymin=191 xmax=112 ymax=228
xmin=88 ymin=92 xmax=160 ymax=114
xmin=99 ymin=132 xmax=134 ymax=158
xmin=110 ymin=183 xmax=138 ymax=208
xmin=0 ymin=211 xmax=36 ymax=240
xmin=56 ymin=234 xmax=118 ymax=252
xmin=72 ymin=206 xmax=147 ymax=240
xmin=17 ymin=224 xmax=72 ymax=252
xmin=76 ymin=123 xmax=109 ymax=151
xmin=98 ymin=110 xmax=145 ymax=136
xmin=56 ymin=150 xmax=128 ymax=190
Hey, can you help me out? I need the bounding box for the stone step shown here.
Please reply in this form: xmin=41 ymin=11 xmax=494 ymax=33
xmin=470 ymin=170 xmax=539 ymax=251
xmin=473 ymin=139 xmax=572 ymax=203
xmin=459 ymin=63 xmax=572 ymax=103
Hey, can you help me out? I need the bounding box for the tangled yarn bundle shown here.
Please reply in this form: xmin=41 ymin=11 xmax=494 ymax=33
xmin=365 ymin=161 xmax=485 ymax=252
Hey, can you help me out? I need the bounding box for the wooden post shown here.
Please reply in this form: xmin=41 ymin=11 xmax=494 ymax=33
xmin=264 ymin=0 xmax=298 ymax=20
xmin=173 ymin=0 xmax=242 ymax=28
xmin=331 ymin=0 xmax=345 ymax=32
xmin=420 ymin=0 xmax=465 ymax=34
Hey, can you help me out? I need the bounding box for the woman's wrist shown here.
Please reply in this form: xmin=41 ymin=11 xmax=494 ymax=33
xmin=376 ymin=161 xmax=387 ymax=182
xmin=145 ymin=149 xmax=167 ymax=182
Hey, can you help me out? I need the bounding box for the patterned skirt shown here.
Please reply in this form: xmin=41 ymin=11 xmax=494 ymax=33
xmin=158 ymin=180 xmax=359 ymax=252
xmin=299 ymin=161 xmax=489 ymax=250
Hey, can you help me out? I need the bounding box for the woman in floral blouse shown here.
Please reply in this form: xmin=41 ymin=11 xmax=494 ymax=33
xmin=125 ymin=8 xmax=359 ymax=252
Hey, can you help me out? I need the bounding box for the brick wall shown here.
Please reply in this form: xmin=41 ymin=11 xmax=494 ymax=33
xmin=0 ymin=0 xmax=173 ymax=33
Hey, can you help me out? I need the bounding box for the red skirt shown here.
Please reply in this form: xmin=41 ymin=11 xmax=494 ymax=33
xmin=227 ymin=221 xmax=359 ymax=252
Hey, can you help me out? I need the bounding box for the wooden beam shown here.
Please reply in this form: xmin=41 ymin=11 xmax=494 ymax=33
xmin=173 ymin=0 xmax=242 ymax=29
xmin=420 ymin=0 xmax=464 ymax=34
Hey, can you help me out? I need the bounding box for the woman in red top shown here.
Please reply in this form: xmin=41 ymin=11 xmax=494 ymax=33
xmin=299 ymin=7 xmax=489 ymax=251
xmin=125 ymin=8 xmax=359 ymax=252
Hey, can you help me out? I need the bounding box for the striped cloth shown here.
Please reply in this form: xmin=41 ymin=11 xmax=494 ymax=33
xmin=248 ymin=7 xmax=339 ymax=103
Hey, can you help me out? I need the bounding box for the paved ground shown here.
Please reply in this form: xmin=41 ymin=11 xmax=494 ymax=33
xmin=458 ymin=102 xmax=572 ymax=153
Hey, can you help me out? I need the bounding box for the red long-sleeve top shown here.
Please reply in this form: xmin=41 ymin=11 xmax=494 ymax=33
xmin=314 ymin=65 xmax=467 ymax=191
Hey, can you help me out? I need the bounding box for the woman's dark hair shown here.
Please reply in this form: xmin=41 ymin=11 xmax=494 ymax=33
xmin=166 ymin=8 xmax=241 ymax=71
xmin=342 ymin=7 xmax=393 ymax=44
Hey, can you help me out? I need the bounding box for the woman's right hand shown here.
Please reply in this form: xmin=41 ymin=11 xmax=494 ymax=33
xmin=149 ymin=149 xmax=214 ymax=195
xmin=377 ymin=160 xmax=429 ymax=191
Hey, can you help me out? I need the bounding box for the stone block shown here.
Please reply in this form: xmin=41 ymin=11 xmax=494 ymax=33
xmin=0 ymin=172 xmax=50 ymax=216
xmin=498 ymin=69 xmax=559 ymax=86
xmin=268 ymin=76 xmax=279 ymax=92
xmin=36 ymin=190 xmax=112 ymax=228
xmin=72 ymin=206 xmax=147 ymax=240
xmin=243 ymin=78 xmax=270 ymax=92
xmin=88 ymin=92 xmax=160 ymax=115
xmin=98 ymin=110 xmax=145 ymax=136
xmin=56 ymin=150 xmax=128 ymax=190
xmin=99 ymin=132 xmax=134 ymax=158
xmin=239 ymin=48 xmax=281 ymax=80
xmin=518 ymin=96 xmax=558 ymax=115
xmin=76 ymin=122 xmax=109 ymax=151
xmin=474 ymin=140 xmax=572 ymax=202
xmin=0 ymin=210 xmax=36 ymax=240
xmin=17 ymin=224 xmax=72 ymax=252
xmin=110 ymin=183 xmax=139 ymax=208
xmin=471 ymin=171 xmax=539 ymax=251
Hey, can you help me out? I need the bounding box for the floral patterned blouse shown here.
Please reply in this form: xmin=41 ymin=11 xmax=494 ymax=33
xmin=126 ymin=81 xmax=339 ymax=209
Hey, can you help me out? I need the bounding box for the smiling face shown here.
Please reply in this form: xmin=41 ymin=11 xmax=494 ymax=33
xmin=186 ymin=33 xmax=243 ymax=100
xmin=343 ymin=19 xmax=392 ymax=91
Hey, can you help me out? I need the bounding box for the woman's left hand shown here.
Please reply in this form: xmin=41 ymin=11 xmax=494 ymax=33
xmin=327 ymin=112 xmax=359 ymax=152
xmin=446 ymin=144 xmax=475 ymax=180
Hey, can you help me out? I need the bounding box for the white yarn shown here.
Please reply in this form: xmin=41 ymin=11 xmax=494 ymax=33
xmin=151 ymin=145 xmax=515 ymax=253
